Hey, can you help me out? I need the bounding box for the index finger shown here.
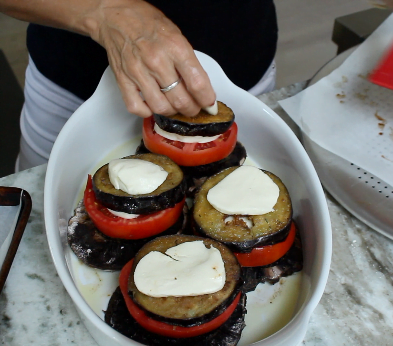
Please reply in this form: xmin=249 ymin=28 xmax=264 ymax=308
xmin=174 ymin=52 xmax=216 ymax=111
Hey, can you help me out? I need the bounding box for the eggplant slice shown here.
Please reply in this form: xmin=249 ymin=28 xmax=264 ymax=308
xmin=128 ymin=235 xmax=242 ymax=324
xmin=193 ymin=167 xmax=292 ymax=252
xmin=135 ymin=140 xmax=247 ymax=197
xmin=140 ymin=281 xmax=243 ymax=328
xmin=241 ymin=230 xmax=303 ymax=293
xmin=105 ymin=287 xmax=246 ymax=346
xmin=93 ymin=153 xmax=186 ymax=214
xmin=153 ymin=101 xmax=235 ymax=136
xmin=67 ymin=201 xmax=188 ymax=270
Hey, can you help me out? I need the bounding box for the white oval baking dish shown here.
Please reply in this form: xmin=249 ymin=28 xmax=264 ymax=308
xmin=44 ymin=51 xmax=331 ymax=346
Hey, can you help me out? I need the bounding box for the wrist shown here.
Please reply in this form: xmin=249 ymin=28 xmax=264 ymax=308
xmin=76 ymin=0 xmax=145 ymax=42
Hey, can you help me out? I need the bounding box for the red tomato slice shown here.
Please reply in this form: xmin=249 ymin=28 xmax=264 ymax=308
xmin=142 ymin=116 xmax=238 ymax=166
xmin=119 ymin=259 xmax=241 ymax=338
xmin=83 ymin=176 xmax=185 ymax=240
xmin=234 ymin=222 xmax=297 ymax=267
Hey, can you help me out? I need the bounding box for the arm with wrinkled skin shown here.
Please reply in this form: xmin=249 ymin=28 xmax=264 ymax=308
xmin=0 ymin=0 xmax=216 ymax=118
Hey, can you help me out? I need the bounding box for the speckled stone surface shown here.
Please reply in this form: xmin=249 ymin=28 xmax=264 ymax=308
xmin=1 ymin=84 xmax=393 ymax=345
xmin=0 ymin=165 xmax=97 ymax=345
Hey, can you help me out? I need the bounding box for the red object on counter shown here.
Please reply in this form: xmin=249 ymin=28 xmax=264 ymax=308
xmin=369 ymin=43 xmax=393 ymax=90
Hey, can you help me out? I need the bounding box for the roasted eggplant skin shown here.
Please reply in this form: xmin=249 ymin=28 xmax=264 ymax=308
xmin=92 ymin=153 xmax=186 ymax=214
xmin=128 ymin=235 xmax=242 ymax=322
xmin=192 ymin=167 xmax=293 ymax=252
xmin=153 ymin=101 xmax=235 ymax=137
xmin=105 ymin=287 xmax=246 ymax=346
xmin=138 ymin=279 xmax=244 ymax=328
xmin=241 ymin=230 xmax=303 ymax=293
xmin=67 ymin=201 xmax=187 ymax=270
xmin=136 ymin=140 xmax=247 ymax=179
xmin=192 ymin=215 xmax=292 ymax=253
xmin=179 ymin=142 xmax=247 ymax=179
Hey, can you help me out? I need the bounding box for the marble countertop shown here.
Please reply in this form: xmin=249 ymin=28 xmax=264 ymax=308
xmin=1 ymin=82 xmax=393 ymax=345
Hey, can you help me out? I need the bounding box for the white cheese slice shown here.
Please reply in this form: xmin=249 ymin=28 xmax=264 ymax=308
xmin=134 ymin=241 xmax=226 ymax=297
xmin=207 ymin=166 xmax=280 ymax=215
xmin=107 ymin=209 xmax=139 ymax=219
xmin=154 ymin=123 xmax=220 ymax=143
xmin=108 ymin=159 xmax=168 ymax=195
xmin=203 ymin=100 xmax=218 ymax=115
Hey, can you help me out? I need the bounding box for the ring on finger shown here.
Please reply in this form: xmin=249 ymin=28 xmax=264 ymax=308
xmin=160 ymin=77 xmax=183 ymax=93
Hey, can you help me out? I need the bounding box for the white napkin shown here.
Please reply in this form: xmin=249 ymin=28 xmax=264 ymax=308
xmin=279 ymin=14 xmax=393 ymax=187
xmin=0 ymin=193 xmax=22 ymax=270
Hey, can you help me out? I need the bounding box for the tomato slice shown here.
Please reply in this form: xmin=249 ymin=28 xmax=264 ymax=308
xmin=119 ymin=259 xmax=241 ymax=338
xmin=234 ymin=222 xmax=297 ymax=267
xmin=83 ymin=176 xmax=185 ymax=240
xmin=142 ymin=116 xmax=238 ymax=166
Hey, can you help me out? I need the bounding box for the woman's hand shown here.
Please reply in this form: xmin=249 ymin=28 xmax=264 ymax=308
xmin=87 ymin=0 xmax=216 ymax=118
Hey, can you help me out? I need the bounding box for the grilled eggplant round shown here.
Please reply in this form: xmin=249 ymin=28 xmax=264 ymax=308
xmin=92 ymin=153 xmax=186 ymax=214
xmin=105 ymin=234 xmax=246 ymax=345
xmin=67 ymin=201 xmax=188 ymax=270
xmin=128 ymin=235 xmax=242 ymax=325
xmin=153 ymin=101 xmax=234 ymax=136
xmin=192 ymin=167 xmax=292 ymax=253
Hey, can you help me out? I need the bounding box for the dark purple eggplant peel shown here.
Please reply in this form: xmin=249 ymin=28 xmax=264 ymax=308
xmin=67 ymin=201 xmax=188 ymax=270
xmin=105 ymin=287 xmax=246 ymax=346
xmin=153 ymin=101 xmax=234 ymax=137
xmin=241 ymin=230 xmax=303 ymax=293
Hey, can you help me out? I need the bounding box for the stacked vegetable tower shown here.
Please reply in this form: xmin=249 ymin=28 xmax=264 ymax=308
xmin=137 ymin=101 xmax=247 ymax=195
xmin=68 ymin=153 xmax=187 ymax=270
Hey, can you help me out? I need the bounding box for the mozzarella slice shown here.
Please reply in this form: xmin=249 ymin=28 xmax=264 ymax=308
xmin=207 ymin=166 xmax=280 ymax=215
xmin=203 ymin=100 xmax=218 ymax=115
xmin=134 ymin=241 xmax=226 ymax=297
xmin=154 ymin=123 xmax=220 ymax=143
xmin=108 ymin=159 xmax=168 ymax=195
xmin=107 ymin=209 xmax=139 ymax=219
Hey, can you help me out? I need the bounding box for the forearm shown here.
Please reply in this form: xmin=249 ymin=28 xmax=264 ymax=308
xmin=0 ymin=0 xmax=131 ymax=37
xmin=1 ymin=0 xmax=215 ymax=118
